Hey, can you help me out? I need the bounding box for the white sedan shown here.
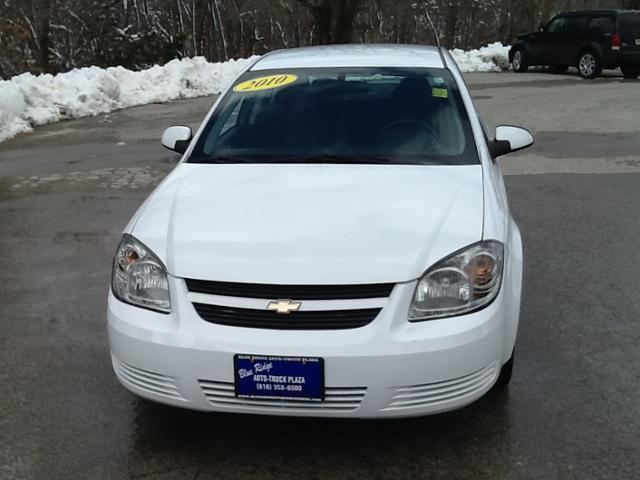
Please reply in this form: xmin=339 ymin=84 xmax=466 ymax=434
xmin=108 ymin=44 xmax=532 ymax=418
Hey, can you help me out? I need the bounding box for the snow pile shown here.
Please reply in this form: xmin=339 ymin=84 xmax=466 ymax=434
xmin=450 ymin=42 xmax=511 ymax=73
xmin=0 ymin=83 xmax=30 ymax=141
xmin=0 ymin=56 xmax=257 ymax=143
xmin=0 ymin=44 xmax=512 ymax=143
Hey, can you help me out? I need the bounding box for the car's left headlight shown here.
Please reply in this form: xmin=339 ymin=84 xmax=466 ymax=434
xmin=409 ymin=240 xmax=504 ymax=321
xmin=111 ymin=234 xmax=171 ymax=313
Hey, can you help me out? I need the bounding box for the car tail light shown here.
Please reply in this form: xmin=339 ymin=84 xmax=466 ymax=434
xmin=612 ymin=33 xmax=622 ymax=50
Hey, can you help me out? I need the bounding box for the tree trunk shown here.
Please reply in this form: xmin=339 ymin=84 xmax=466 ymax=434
xmin=37 ymin=0 xmax=51 ymax=72
xmin=296 ymin=0 xmax=363 ymax=45
xmin=497 ymin=0 xmax=511 ymax=44
xmin=444 ymin=1 xmax=459 ymax=49
xmin=332 ymin=0 xmax=362 ymax=44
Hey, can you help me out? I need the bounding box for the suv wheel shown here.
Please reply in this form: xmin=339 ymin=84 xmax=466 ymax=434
xmin=512 ymin=49 xmax=528 ymax=73
xmin=577 ymin=50 xmax=602 ymax=79
xmin=621 ymin=65 xmax=640 ymax=79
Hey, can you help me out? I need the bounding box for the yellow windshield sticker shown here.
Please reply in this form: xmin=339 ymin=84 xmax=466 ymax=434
xmin=432 ymin=87 xmax=448 ymax=99
xmin=233 ymin=74 xmax=298 ymax=92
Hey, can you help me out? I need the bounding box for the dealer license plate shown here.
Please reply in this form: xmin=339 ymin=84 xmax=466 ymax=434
xmin=234 ymin=354 xmax=324 ymax=401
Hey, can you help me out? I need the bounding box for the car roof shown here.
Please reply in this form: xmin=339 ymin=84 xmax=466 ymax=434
xmin=251 ymin=44 xmax=445 ymax=71
xmin=558 ymin=9 xmax=639 ymax=16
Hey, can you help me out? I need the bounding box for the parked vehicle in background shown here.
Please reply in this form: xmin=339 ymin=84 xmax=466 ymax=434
xmin=509 ymin=10 xmax=640 ymax=79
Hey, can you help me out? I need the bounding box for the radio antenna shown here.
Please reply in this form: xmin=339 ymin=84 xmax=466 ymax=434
xmin=424 ymin=6 xmax=448 ymax=68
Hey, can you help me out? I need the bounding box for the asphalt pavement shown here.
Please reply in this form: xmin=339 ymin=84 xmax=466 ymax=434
xmin=1 ymin=70 xmax=639 ymax=479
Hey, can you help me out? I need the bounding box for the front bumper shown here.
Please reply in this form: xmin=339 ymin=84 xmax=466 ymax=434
xmin=107 ymin=270 xmax=520 ymax=418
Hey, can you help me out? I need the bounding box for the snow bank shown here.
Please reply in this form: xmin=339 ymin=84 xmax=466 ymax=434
xmin=0 ymin=44 xmax=511 ymax=143
xmin=450 ymin=42 xmax=511 ymax=73
xmin=0 ymin=56 xmax=258 ymax=143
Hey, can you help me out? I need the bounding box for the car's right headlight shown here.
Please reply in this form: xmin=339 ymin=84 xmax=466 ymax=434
xmin=111 ymin=234 xmax=171 ymax=313
xmin=409 ymin=240 xmax=504 ymax=321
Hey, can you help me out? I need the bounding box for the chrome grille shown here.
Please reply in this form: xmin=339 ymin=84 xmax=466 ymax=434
xmin=199 ymin=379 xmax=366 ymax=412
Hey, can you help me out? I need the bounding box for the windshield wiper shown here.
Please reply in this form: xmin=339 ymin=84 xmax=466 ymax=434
xmin=190 ymin=155 xmax=261 ymax=164
xmin=191 ymin=154 xmax=397 ymax=165
xmin=278 ymin=154 xmax=395 ymax=165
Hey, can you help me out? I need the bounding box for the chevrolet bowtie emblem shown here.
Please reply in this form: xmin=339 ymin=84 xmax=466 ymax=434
xmin=266 ymin=299 xmax=302 ymax=314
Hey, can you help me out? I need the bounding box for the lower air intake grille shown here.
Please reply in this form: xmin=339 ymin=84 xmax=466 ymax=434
xmin=199 ymin=380 xmax=366 ymax=412
xmin=112 ymin=356 xmax=185 ymax=401
xmin=383 ymin=361 xmax=500 ymax=411
xmin=193 ymin=303 xmax=380 ymax=330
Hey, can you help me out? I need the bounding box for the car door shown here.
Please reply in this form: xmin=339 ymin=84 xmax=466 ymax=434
xmin=565 ymin=14 xmax=592 ymax=65
xmin=535 ymin=15 xmax=568 ymax=65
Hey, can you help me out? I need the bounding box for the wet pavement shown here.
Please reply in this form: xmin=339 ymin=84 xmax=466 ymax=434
xmin=1 ymin=72 xmax=639 ymax=479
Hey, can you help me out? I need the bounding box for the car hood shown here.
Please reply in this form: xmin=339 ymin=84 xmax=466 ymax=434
xmin=131 ymin=163 xmax=484 ymax=285
xmin=516 ymin=32 xmax=537 ymax=41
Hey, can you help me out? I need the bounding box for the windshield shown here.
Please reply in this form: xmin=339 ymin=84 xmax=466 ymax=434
xmin=189 ymin=67 xmax=479 ymax=165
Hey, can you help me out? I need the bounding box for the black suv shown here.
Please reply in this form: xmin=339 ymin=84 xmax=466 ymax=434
xmin=509 ymin=10 xmax=640 ymax=79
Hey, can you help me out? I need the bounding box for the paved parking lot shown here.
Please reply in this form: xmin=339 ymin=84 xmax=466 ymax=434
xmin=1 ymin=71 xmax=639 ymax=479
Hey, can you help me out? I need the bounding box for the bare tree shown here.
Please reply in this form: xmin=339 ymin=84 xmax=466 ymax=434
xmin=0 ymin=0 xmax=638 ymax=78
xmin=295 ymin=0 xmax=363 ymax=44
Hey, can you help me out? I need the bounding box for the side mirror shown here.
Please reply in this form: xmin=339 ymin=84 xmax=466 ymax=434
xmin=489 ymin=125 xmax=534 ymax=159
xmin=161 ymin=126 xmax=192 ymax=154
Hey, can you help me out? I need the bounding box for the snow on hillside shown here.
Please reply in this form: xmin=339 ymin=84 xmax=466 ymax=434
xmin=0 ymin=44 xmax=510 ymax=143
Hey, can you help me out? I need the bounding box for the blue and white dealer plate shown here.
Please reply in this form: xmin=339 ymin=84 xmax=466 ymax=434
xmin=234 ymin=354 xmax=324 ymax=401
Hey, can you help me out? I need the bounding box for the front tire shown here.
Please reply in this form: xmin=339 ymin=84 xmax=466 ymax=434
xmin=577 ymin=50 xmax=602 ymax=79
xmin=511 ymin=49 xmax=528 ymax=73
xmin=621 ymin=65 xmax=640 ymax=79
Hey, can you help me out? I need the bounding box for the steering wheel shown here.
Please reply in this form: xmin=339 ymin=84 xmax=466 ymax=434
xmin=379 ymin=120 xmax=443 ymax=152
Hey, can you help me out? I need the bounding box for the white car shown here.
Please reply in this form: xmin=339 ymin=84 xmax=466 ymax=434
xmin=108 ymin=44 xmax=532 ymax=418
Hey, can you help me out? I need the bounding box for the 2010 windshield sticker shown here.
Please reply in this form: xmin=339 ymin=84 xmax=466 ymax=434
xmin=233 ymin=74 xmax=298 ymax=92
xmin=432 ymin=87 xmax=448 ymax=99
